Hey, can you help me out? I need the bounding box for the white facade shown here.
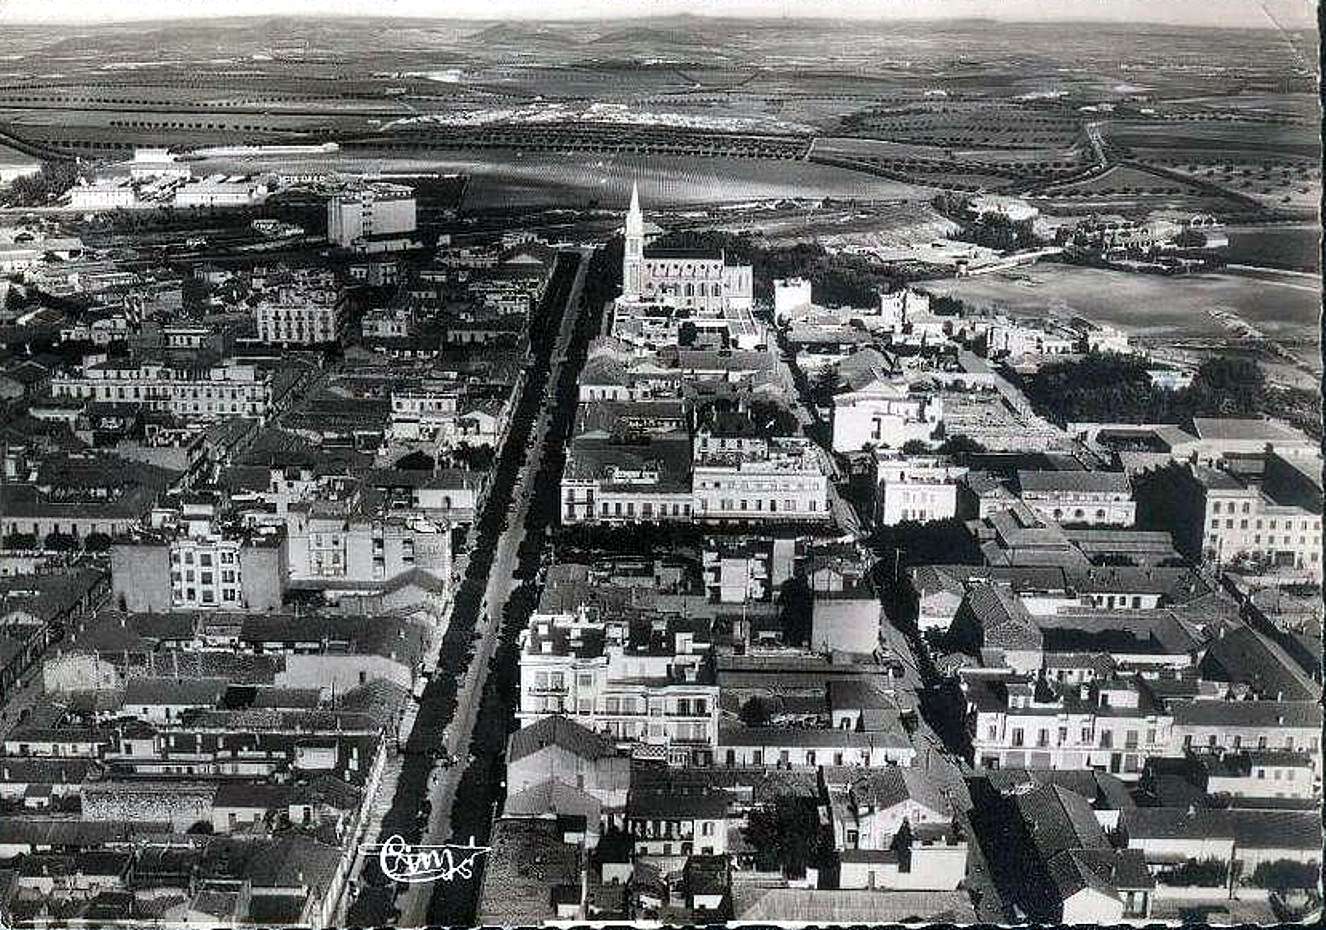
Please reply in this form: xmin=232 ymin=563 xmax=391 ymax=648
xmin=69 ymin=181 xmax=138 ymax=211
xmin=254 ymin=299 xmax=341 ymax=346
xmin=833 ymin=377 xmax=942 ymax=453
xmin=328 ymin=182 xmax=417 ymax=249
xmin=773 ymin=277 xmax=813 ymax=321
xmin=621 ymin=182 xmax=753 ymax=312
xmin=517 ymin=611 xmax=719 ymax=766
xmin=693 ymin=438 xmax=831 ymax=523
xmin=877 ymin=455 xmax=967 ymax=525
xmin=51 ymin=359 xmax=273 ymax=420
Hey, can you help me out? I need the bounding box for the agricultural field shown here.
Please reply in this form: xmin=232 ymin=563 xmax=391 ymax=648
xmin=922 ymin=263 xmax=1321 ymax=340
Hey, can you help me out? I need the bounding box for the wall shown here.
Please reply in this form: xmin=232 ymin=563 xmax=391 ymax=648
xmin=110 ymin=543 xmax=172 ymax=613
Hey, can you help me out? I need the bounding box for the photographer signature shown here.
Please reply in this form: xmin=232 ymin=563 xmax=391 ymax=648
xmin=369 ymin=834 xmax=492 ymax=884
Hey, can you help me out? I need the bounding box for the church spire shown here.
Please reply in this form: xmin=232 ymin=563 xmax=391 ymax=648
xmin=629 ymin=181 xmax=640 ymax=217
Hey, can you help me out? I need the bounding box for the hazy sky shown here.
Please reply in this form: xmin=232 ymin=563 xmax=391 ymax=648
xmin=0 ymin=0 xmax=1317 ymax=28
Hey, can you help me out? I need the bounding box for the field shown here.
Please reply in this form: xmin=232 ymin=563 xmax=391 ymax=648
xmin=190 ymin=148 xmax=939 ymax=208
xmin=922 ymin=263 xmax=1321 ymax=340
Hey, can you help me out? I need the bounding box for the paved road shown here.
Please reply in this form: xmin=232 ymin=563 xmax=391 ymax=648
xmin=393 ymin=248 xmax=590 ymax=928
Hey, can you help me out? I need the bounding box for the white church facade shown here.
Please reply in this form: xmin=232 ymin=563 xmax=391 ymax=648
xmin=621 ymin=183 xmax=754 ymax=312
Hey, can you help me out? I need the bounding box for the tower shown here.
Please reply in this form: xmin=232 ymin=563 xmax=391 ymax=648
xmin=623 ymin=182 xmax=644 ymax=299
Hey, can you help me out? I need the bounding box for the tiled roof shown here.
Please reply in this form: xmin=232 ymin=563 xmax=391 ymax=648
xmin=1124 ymin=807 xmax=1321 ymax=849
xmin=1017 ymin=469 xmax=1131 ymax=494
xmin=847 ymin=767 xmax=950 ymax=817
xmin=507 ymin=716 xmax=616 ymax=765
xmin=1014 ymin=784 xmax=1108 ymax=860
xmin=1170 ymin=699 xmax=1322 ymax=729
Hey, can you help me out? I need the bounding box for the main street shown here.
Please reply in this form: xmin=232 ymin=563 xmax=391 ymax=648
xmin=391 ymin=247 xmax=591 ymax=928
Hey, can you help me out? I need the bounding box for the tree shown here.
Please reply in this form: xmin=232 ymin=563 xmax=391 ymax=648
xmin=901 ymin=439 xmax=931 ymax=455
xmin=43 ymin=531 xmax=77 ymax=551
xmin=745 ymin=797 xmax=835 ymax=878
xmin=2 ymin=532 xmax=37 ymax=550
xmin=936 ymin=434 xmax=985 ymax=461
xmin=739 ymin=697 xmax=772 ymax=727
xmin=678 ymin=320 xmax=699 ymax=347
xmin=83 ymin=533 xmax=113 ymax=552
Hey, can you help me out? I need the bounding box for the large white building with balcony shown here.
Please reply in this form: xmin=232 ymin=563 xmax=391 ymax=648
xmin=692 ymin=437 xmax=831 ymax=523
xmin=51 ymin=358 xmax=274 ymax=421
xmin=517 ymin=606 xmax=719 ymax=766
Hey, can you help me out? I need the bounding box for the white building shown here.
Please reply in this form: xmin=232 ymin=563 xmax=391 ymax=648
xmin=877 ymin=454 xmax=967 ymax=525
xmin=1016 ymin=470 xmax=1136 ymax=527
xmin=517 ymin=608 xmax=719 ymax=767
xmin=69 ymin=180 xmax=138 ymax=211
xmin=621 ymin=183 xmax=753 ymax=312
xmin=174 ymin=174 xmax=267 ymax=208
xmin=128 ymin=148 xmax=192 ymax=182
xmin=833 ymin=373 xmax=942 ymax=453
xmin=51 ymin=358 xmax=274 ymax=420
xmin=328 ymin=182 xmax=417 ymax=251
xmin=254 ymin=297 xmax=342 ymax=347
xmin=693 ymin=437 xmax=831 ymax=523
xmin=773 ymin=277 xmax=813 ymax=321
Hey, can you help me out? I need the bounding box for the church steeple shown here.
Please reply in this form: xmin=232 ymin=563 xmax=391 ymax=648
xmin=623 ymin=181 xmax=644 ymax=298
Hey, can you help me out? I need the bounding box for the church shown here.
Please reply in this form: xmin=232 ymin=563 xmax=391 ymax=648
xmin=621 ymin=183 xmax=753 ymax=312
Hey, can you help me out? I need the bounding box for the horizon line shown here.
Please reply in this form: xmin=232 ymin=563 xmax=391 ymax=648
xmin=1 ymin=11 xmax=1316 ymax=30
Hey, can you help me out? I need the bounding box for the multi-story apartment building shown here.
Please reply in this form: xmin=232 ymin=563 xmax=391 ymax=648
xmin=560 ymin=433 xmax=694 ymax=524
xmin=517 ymin=608 xmax=719 ymax=766
xmin=1016 ymin=469 xmax=1135 ymax=527
xmin=284 ymin=501 xmax=452 ymax=588
xmin=967 ymin=675 xmax=1173 ymax=779
xmin=692 ymin=437 xmax=831 ymax=523
xmin=1136 ymin=454 xmax=1322 ymax=577
xmin=388 ymin=385 xmax=460 ymax=443
xmin=327 ymin=182 xmax=417 ymax=251
xmin=51 ymin=358 xmax=274 ymax=421
xmin=111 ymin=527 xmax=287 ymax=613
xmin=876 ymin=453 xmax=967 ymax=525
xmin=254 ymin=292 xmax=343 ymax=346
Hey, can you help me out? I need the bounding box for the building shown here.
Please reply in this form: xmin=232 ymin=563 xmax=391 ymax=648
xmin=692 ymin=438 xmax=831 ymax=523
xmin=560 ymin=432 xmax=693 ymax=525
xmin=516 ymin=607 xmax=718 ymax=766
xmin=174 ymin=174 xmax=267 ymax=208
xmin=876 ymin=454 xmax=967 ymax=525
xmin=832 ymin=368 xmax=942 ymax=454
xmin=829 ymin=768 xmax=967 ymax=891
xmin=1135 ymin=455 xmax=1322 ymax=577
xmin=68 ymin=180 xmax=138 ymax=211
xmin=254 ymin=292 xmax=343 ymax=347
xmin=965 ymin=674 xmax=1173 ymax=779
xmin=621 ymin=183 xmax=753 ymax=312
xmin=110 ymin=526 xmax=287 ymax=613
xmin=327 ymin=182 xmax=417 ymax=252
xmin=505 ymin=716 xmax=630 ymax=812
xmin=1016 ymin=470 xmax=1135 ymax=527
xmin=284 ymin=503 xmax=452 ymax=589
xmin=51 ymin=358 xmax=276 ymax=421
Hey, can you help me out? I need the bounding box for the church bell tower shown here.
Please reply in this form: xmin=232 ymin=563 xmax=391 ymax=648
xmin=623 ymin=181 xmax=644 ymax=299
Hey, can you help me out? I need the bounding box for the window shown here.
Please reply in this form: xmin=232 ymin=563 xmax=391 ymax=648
xmin=1011 ymin=728 xmax=1024 ymax=747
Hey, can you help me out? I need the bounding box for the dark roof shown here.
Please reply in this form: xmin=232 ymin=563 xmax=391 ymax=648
xmin=1014 ymin=784 xmax=1109 ymax=860
xmin=963 ymin=583 xmax=1043 ymax=652
xmin=476 ymin=819 xmax=578 ymax=924
xmin=847 ymin=767 xmax=949 ymax=817
xmin=507 ymin=716 xmax=616 ymax=765
xmin=628 ymin=786 xmax=733 ymax=820
xmin=124 ymin=677 xmax=229 ymax=708
xmin=1170 ymin=699 xmax=1322 ymax=729
xmin=1124 ymin=808 xmax=1321 ymax=849
xmin=1199 ymin=626 xmax=1317 ymax=701
xmin=1018 ymin=470 xmax=1131 ymax=494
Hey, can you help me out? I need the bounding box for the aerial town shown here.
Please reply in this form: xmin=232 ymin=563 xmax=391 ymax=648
xmin=0 ymin=6 xmax=1321 ymax=930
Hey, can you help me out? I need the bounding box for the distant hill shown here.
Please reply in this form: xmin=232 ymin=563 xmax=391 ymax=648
xmin=467 ymin=23 xmax=561 ymax=45
xmin=587 ymin=26 xmax=707 ymax=47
